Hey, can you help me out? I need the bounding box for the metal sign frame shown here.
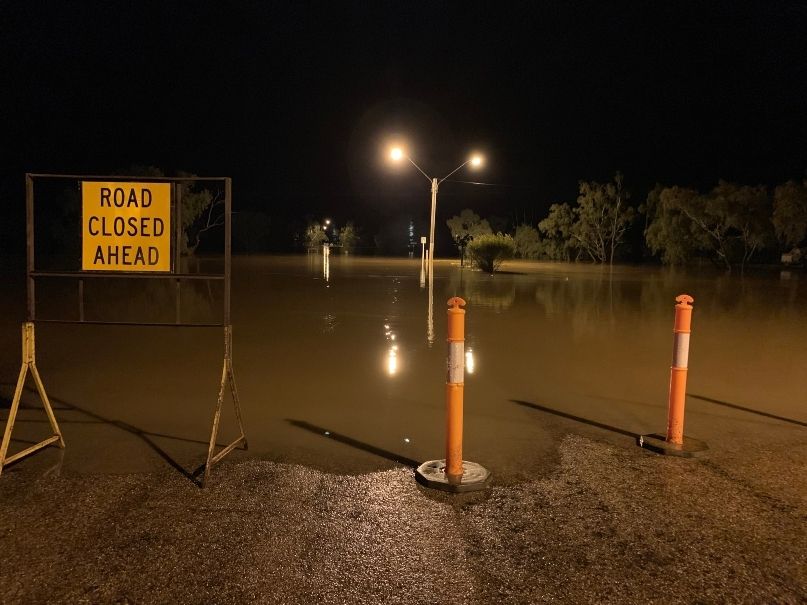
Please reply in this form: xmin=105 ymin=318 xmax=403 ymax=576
xmin=25 ymin=173 xmax=232 ymax=327
xmin=1 ymin=173 xmax=247 ymax=486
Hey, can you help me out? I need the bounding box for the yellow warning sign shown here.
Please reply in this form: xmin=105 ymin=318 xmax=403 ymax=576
xmin=82 ymin=182 xmax=171 ymax=271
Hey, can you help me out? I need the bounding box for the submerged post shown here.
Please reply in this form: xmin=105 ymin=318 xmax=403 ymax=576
xmin=638 ymin=294 xmax=708 ymax=457
xmin=415 ymin=297 xmax=490 ymax=492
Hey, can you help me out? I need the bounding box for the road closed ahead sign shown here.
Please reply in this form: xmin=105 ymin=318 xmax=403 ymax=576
xmin=82 ymin=182 xmax=171 ymax=271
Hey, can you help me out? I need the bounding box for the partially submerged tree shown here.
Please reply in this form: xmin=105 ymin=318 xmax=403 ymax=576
xmin=646 ymin=181 xmax=775 ymax=269
xmin=339 ymin=221 xmax=359 ymax=253
xmin=644 ymin=186 xmax=701 ymax=265
xmin=538 ymin=203 xmax=576 ymax=261
xmin=179 ymin=177 xmax=222 ymax=256
xmin=772 ymin=180 xmax=807 ymax=251
xmin=572 ymin=174 xmax=634 ymax=264
xmin=714 ymin=181 xmax=772 ymax=267
xmin=609 ymin=172 xmax=630 ymax=264
xmin=447 ymin=209 xmax=493 ymax=264
xmin=467 ymin=233 xmax=515 ymax=273
xmin=512 ymin=224 xmax=542 ymax=259
xmin=304 ymin=223 xmax=328 ymax=249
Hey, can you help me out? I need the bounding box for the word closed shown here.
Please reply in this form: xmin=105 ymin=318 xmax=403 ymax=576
xmin=82 ymin=182 xmax=171 ymax=271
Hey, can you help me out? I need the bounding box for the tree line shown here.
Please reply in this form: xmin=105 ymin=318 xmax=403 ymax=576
xmin=447 ymin=173 xmax=807 ymax=270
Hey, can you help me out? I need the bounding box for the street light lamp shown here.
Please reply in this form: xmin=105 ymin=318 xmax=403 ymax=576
xmin=389 ymin=147 xmax=483 ymax=277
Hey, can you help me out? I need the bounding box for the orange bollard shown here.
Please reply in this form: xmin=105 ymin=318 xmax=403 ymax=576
xmin=638 ymin=293 xmax=708 ymax=457
xmin=667 ymin=294 xmax=693 ymax=444
xmin=415 ymin=297 xmax=491 ymax=492
xmin=445 ymin=296 xmax=466 ymax=481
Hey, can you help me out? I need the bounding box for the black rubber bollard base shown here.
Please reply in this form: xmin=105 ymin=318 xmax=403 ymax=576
xmin=637 ymin=433 xmax=709 ymax=458
xmin=415 ymin=459 xmax=491 ymax=493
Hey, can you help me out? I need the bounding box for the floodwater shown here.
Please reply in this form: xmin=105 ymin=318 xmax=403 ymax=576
xmin=1 ymin=254 xmax=806 ymax=481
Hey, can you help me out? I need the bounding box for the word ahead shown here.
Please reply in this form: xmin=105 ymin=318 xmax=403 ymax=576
xmin=82 ymin=182 xmax=171 ymax=272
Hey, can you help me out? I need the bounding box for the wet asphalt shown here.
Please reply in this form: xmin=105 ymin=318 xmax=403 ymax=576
xmin=1 ymin=432 xmax=804 ymax=604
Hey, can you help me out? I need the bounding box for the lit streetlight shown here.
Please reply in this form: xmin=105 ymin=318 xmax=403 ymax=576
xmin=389 ymin=147 xmax=483 ymax=277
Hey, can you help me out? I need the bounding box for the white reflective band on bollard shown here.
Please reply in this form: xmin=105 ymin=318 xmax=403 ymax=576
xmin=673 ymin=332 xmax=690 ymax=368
xmin=448 ymin=341 xmax=464 ymax=384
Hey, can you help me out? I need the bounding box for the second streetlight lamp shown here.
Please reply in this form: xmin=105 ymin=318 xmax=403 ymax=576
xmin=389 ymin=147 xmax=483 ymax=277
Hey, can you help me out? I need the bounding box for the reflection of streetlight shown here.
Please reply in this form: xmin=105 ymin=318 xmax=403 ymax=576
xmin=389 ymin=147 xmax=483 ymax=277
xmin=419 ymin=236 xmax=427 ymax=287
xmin=384 ymin=322 xmax=399 ymax=375
xmin=427 ymin=264 xmax=434 ymax=346
xmin=465 ymin=348 xmax=475 ymax=374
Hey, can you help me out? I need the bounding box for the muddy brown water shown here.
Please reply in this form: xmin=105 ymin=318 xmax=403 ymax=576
xmin=1 ymin=255 xmax=805 ymax=481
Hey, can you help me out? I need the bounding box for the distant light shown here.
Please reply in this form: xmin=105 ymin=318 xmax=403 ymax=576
xmin=404 ymin=438 xmax=410 ymax=443
xmin=470 ymin=155 xmax=483 ymax=167
xmin=325 ymin=219 xmax=331 ymax=225
xmin=325 ymin=431 xmax=330 ymax=436
xmin=466 ymin=349 xmax=475 ymax=374
xmin=390 ymin=147 xmax=404 ymax=161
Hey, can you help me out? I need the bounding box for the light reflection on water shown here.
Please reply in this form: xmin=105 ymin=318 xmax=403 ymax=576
xmin=465 ymin=349 xmax=475 ymax=374
xmin=322 ymin=244 xmax=330 ymax=283
xmin=387 ymin=346 xmax=398 ymax=375
xmin=384 ymin=321 xmax=399 ymax=376
xmin=426 ymin=268 xmax=435 ymax=346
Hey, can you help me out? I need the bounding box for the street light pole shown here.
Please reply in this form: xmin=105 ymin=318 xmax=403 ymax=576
xmin=389 ymin=148 xmax=483 ymax=279
xmin=428 ymin=177 xmax=438 ymax=278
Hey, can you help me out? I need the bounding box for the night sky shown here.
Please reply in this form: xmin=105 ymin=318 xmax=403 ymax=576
xmin=2 ymin=1 xmax=806 ymax=252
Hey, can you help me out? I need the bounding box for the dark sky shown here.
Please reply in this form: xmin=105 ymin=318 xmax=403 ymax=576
xmin=2 ymin=1 xmax=806 ymax=250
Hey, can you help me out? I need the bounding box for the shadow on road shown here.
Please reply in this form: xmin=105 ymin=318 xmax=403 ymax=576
xmin=690 ymin=393 xmax=807 ymax=428
xmin=0 ymin=384 xmax=236 ymax=486
xmin=511 ymin=399 xmax=640 ymax=439
xmin=286 ymin=419 xmax=420 ymax=469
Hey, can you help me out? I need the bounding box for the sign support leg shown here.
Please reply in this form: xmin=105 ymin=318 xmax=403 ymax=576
xmin=0 ymin=323 xmax=65 ymax=478
xmin=202 ymin=325 xmax=248 ymax=487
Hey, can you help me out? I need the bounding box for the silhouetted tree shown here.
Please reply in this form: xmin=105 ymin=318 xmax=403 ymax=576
xmin=467 ymin=233 xmax=515 ymax=273
xmin=304 ymin=223 xmax=328 ymax=249
xmin=512 ymin=224 xmax=542 ymax=259
xmin=339 ymin=221 xmax=359 ymax=253
xmin=538 ymin=203 xmax=576 ymax=261
xmin=572 ymin=174 xmax=634 ymax=264
xmin=645 ymin=186 xmax=701 ymax=265
xmin=772 ymin=180 xmax=807 ymax=251
xmin=446 ymin=209 xmax=493 ymax=264
xmin=645 ymin=181 xmax=774 ymax=270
